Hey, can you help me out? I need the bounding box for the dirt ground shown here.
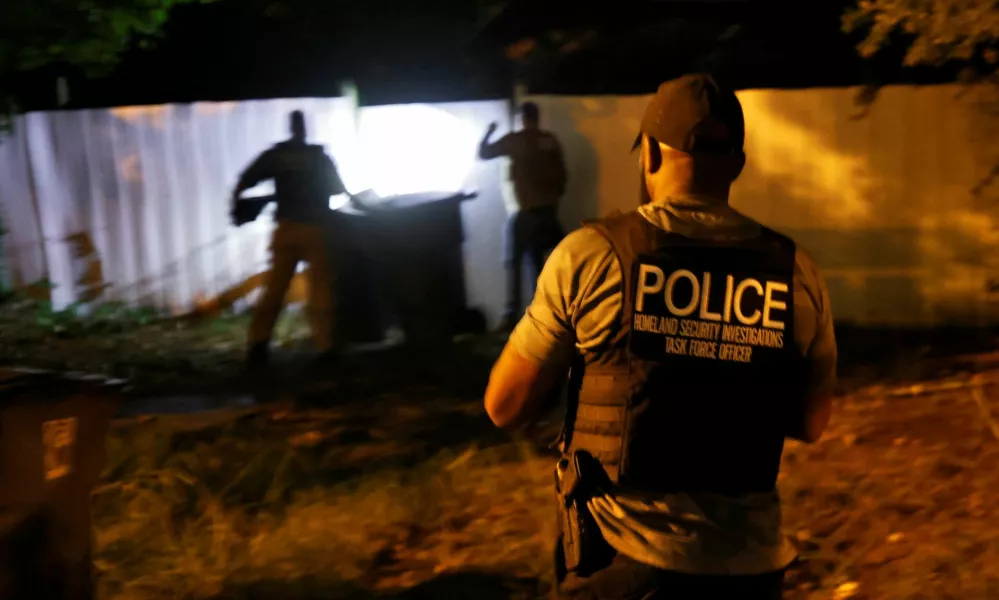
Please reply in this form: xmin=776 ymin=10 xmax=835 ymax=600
xmin=3 ymin=298 xmax=999 ymax=599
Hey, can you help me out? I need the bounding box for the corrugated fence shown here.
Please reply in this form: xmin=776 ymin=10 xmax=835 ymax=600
xmin=528 ymin=84 xmax=999 ymax=326
xmin=0 ymin=98 xmax=510 ymax=324
xmin=4 ymin=85 xmax=999 ymax=327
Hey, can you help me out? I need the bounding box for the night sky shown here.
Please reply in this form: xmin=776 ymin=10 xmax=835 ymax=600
xmin=9 ymin=0 xmax=961 ymax=111
xmin=13 ymin=0 xmax=511 ymax=110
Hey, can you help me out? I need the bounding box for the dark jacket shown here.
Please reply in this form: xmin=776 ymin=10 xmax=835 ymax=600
xmin=237 ymin=140 xmax=346 ymax=223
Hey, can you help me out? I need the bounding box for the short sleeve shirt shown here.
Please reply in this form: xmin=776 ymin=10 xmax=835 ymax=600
xmin=508 ymin=197 xmax=836 ymax=574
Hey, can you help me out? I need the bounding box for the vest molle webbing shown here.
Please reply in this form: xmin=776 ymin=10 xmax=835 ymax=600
xmin=563 ymin=210 xmax=801 ymax=495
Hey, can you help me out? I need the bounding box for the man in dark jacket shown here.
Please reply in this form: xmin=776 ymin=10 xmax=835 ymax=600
xmin=232 ymin=110 xmax=349 ymax=369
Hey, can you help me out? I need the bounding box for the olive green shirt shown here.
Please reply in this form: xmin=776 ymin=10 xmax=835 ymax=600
xmin=479 ymin=129 xmax=568 ymax=211
xmin=508 ymin=196 xmax=837 ymax=575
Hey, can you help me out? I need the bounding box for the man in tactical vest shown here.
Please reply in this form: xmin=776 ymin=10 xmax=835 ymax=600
xmin=479 ymin=102 xmax=568 ymax=333
xmin=231 ymin=110 xmax=350 ymax=370
xmin=483 ymin=74 xmax=837 ymax=599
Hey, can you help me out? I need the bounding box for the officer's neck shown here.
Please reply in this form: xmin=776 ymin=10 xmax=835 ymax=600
xmin=649 ymin=180 xmax=731 ymax=205
xmin=646 ymin=153 xmax=737 ymax=204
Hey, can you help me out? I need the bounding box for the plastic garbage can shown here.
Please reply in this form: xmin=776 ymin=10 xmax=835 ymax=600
xmin=0 ymin=368 xmax=126 ymax=600
xmin=363 ymin=192 xmax=477 ymax=346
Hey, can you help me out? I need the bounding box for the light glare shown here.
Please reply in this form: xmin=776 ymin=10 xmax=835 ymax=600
xmin=354 ymin=105 xmax=479 ymax=198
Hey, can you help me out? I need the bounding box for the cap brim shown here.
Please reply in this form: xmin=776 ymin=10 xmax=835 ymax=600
xmin=631 ymin=132 xmax=642 ymax=152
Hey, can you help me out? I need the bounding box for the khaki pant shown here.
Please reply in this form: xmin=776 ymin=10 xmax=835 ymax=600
xmin=248 ymin=221 xmax=335 ymax=352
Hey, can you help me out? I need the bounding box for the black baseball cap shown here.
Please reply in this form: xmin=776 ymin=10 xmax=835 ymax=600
xmin=631 ymin=74 xmax=745 ymax=155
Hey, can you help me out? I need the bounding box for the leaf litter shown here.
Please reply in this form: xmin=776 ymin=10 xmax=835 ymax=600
xmin=2 ymin=299 xmax=998 ymax=599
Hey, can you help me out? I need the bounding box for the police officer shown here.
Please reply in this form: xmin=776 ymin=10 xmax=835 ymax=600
xmin=232 ymin=110 xmax=351 ymax=370
xmin=479 ymin=102 xmax=568 ymax=333
xmin=483 ymin=74 xmax=837 ymax=599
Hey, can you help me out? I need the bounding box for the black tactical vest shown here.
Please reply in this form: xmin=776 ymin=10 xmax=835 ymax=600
xmin=563 ymin=210 xmax=801 ymax=495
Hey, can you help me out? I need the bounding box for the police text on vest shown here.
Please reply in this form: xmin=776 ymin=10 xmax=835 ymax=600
xmin=635 ymin=265 xmax=787 ymax=330
xmin=631 ymin=263 xmax=790 ymax=364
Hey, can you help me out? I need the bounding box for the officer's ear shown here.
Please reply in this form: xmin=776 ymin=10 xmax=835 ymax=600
xmin=641 ymin=135 xmax=663 ymax=175
xmin=730 ymin=150 xmax=746 ymax=181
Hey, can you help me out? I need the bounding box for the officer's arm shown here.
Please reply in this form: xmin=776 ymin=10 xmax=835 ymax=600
xmin=485 ymin=230 xmax=614 ymax=429
xmin=794 ymin=394 xmax=833 ymax=444
xmin=323 ymin=154 xmax=348 ymax=197
xmin=233 ymin=150 xmax=274 ymax=197
xmin=552 ymin=137 xmax=568 ymax=198
xmin=787 ymin=368 xmax=833 ymax=443
xmin=786 ymin=253 xmax=837 ymax=443
xmin=484 ymin=346 xmax=570 ymax=429
xmin=479 ymin=132 xmax=512 ymax=160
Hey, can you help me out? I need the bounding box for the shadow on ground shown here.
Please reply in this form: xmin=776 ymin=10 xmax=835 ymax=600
xmin=115 ymin=324 xmax=999 ymax=402
xmin=107 ymin=324 xmax=999 ymax=503
xmin=209 ymin=572 xmax=545 ymax=600
xmin=104 ymin=335 xmax=526 ymax=505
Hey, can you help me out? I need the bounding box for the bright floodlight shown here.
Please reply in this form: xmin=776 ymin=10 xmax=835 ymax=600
xmin=354 ymin=104 xmax=479 ymax=198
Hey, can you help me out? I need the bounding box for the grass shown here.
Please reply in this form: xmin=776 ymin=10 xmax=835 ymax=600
xmin=779 ymin=382 xmax=999 ymax=599
xmin=93 ymin=369 xmax=558 ymax=600
xmin=0 ymin=296 xmax=311 ymax=395
xmin=90 ymin=380 xmax=999 ymax=600
xmin=4 ymin=297 xmax=999 ymax=599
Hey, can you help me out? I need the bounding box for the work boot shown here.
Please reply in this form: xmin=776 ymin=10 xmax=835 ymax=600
xmin=245 ymin=342 xmax=270 ymax=372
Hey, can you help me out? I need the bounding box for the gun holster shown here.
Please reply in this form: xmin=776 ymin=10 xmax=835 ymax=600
xmin=554 ymin=450 xmax=614 ymax=575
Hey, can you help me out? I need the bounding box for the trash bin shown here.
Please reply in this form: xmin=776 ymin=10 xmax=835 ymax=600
xmin=359 ymin=192 xmax=477 ymax=346
xmin=329 ymin=209 xmax=393 ymax=345
xmin=0 ymin=368 xmax=127 ymax=600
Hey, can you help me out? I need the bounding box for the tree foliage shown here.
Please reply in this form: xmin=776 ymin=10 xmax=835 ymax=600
xmin=0 ymin=0 xmax=216 ymax=78
xmin=0 ymin=0 xmax=215 ymax=129
xmin=844 ymin=3 xmax=999 ymax=198
xmin=0 ymin=0 xmax=505 ymax=127
xmin=843 ymin=0 xmax=999 ymax=69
